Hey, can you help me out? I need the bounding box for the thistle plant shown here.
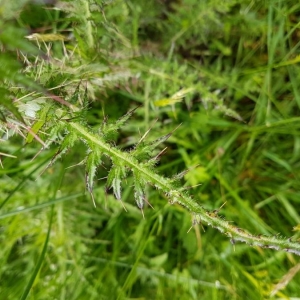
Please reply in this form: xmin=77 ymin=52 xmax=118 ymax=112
xmin=2 ymin=2 xmax=300 ymax=298
xmin=22 ymin=100 xmax=299 ymax=257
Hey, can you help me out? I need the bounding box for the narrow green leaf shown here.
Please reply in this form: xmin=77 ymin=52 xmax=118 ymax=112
xmin=20 ymin=206 xmax=54 ymax=300
xmin=26 ymin=104 xmax=51 ymax=143
xmin=0 ymin=193 xmax=82 ymax=220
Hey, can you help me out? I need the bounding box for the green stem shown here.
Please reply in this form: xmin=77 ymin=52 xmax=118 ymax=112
xmin=69 ymin=122 xmax=300 ymax=256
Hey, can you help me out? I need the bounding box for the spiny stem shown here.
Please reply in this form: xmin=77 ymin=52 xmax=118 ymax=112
xmin=68 ymin=121 xmax=300 ymax=256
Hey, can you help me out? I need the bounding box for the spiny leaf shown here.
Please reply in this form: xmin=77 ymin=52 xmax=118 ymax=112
xmin=131 ymin=124 xmax=181 ymax=163
xmin=45 ymin=122 xmax=66 ymax=146
xmin=132 ymin=132 xmax=172 ymax=162
xmin=133 ymin=170 xmax=146 ymax=209
xmin=57 ymin=132 xmax=78 ymax=154
xmin=134 ymin=187 xmax=145 ymax=209
xmin=102 ymin=106 xmax=139 ymax=141
xmin=41 ymin=132 xmax=78 ymax=174
xmin=85 ymin=148 xmax=102 ymax=208
xmin=172 ymin=169 xmax=190 ymax=181
xmin=86 ymin=148 xmax=102 ymax=194
xmin=131 ymin=141 xmax=153 ymax=161
xmin=106 ymin=164 xmax=127 ymax=201
xmin=149 ymin=132 xmax=173 ymax=149
xmin=170 ymin=165 xmax=200 ymax=186
xmin=112 ymin=177 xmax=122 ymax=200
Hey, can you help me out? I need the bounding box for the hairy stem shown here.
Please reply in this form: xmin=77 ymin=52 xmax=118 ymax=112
xmin=69 ymin=121 xmax=300 ymax=256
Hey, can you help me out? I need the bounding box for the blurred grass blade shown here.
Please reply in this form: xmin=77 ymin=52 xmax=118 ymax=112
xmin=20 ymin=205 xmax=54 ymax=300
xmin=0 ymin=154 xmax=52 ymax=209
xmin=0 ymin=87 xmax=25 ymax=123
xmin=0 ymin=193 xmax=83 ymax=220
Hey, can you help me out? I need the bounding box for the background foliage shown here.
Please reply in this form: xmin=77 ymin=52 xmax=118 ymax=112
xmin=1 ymin=0 xmax=300 ymax=299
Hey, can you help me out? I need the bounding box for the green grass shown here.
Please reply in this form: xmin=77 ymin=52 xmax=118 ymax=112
xmin=1 ymin=0 xmax=300 ymax=299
